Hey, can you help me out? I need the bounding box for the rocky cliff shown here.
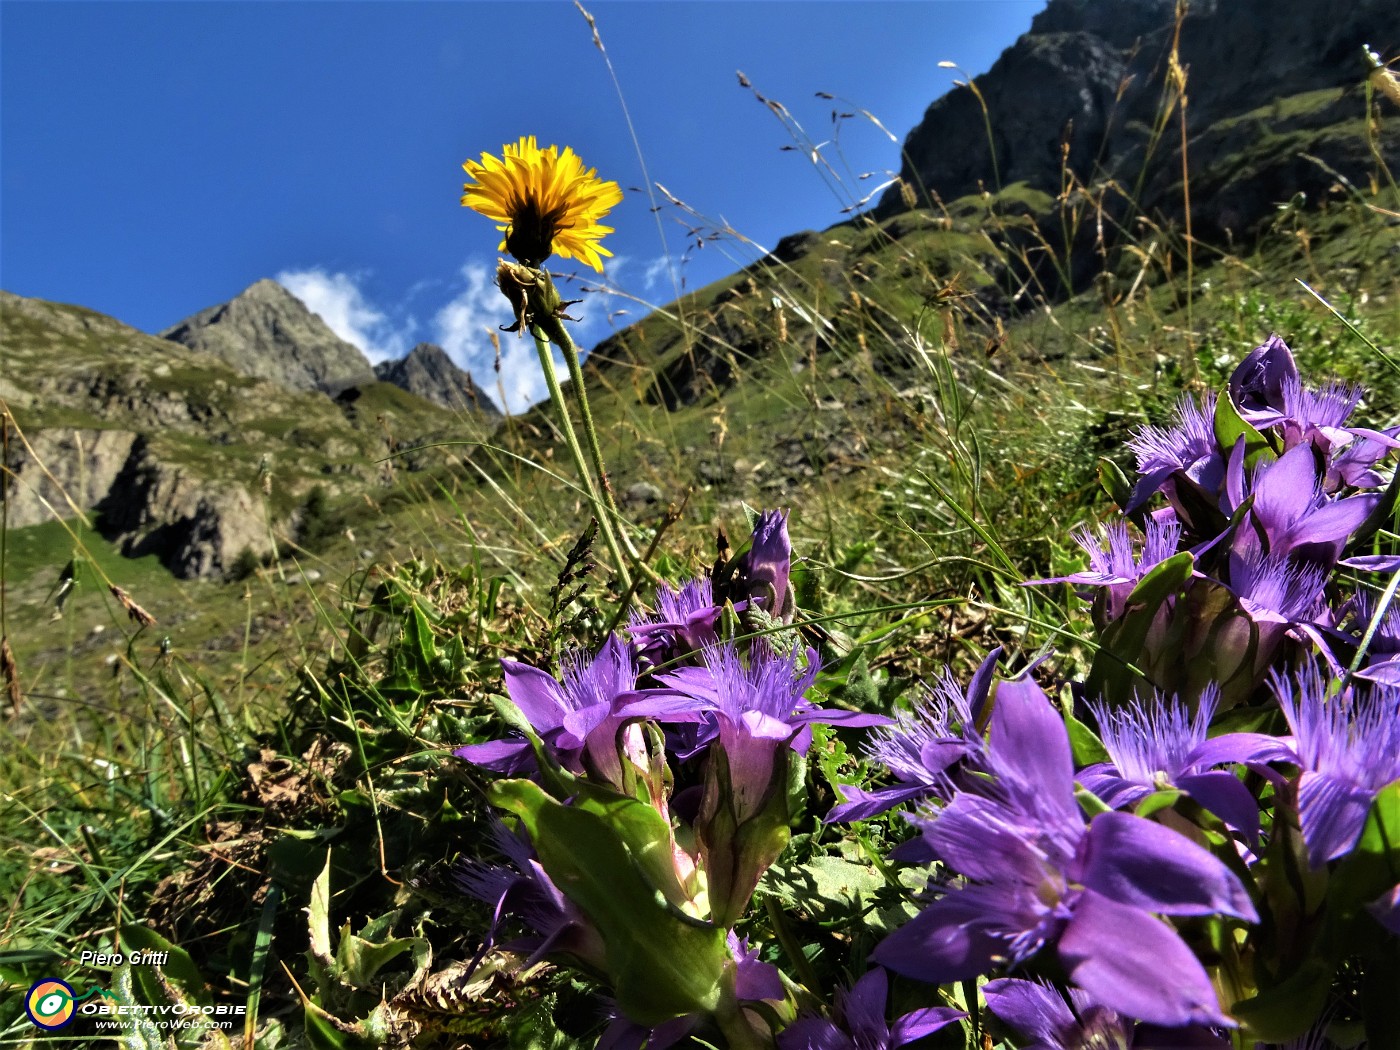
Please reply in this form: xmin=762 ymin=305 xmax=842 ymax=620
xmin=160 ymin=278 xmax=377 ymax=393
xmin=877 ymin=0 xmax=1398 ymax=237
xmin=2 ymin=291 xmax=469 ymax=578
xmin=373 ymin=343 xmax=501 ymax=416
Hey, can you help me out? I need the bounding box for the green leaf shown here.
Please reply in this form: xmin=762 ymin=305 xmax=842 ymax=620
xmin=488 ymin=778 xmax=728 ymax=1025
xmin=301 ymin=998 xmax=377 ymax=1050
xmin=405 ymin=602 xmax=438 ymax=667
xmin=1065 ymin=711 xmax=1109 ymax=766
xmin=334 ymin=922 xmax=431 ymax=992
xmin=1232 ymin=958 xmax=1333 ymax=1041
xmin=1214 ymin=389 xmax=1275 ymax=468
xmin=836 ymin=651 xmax=879 ymax=712
xmin=119 ymin=925 xmax=212 ymax=1009
xmin=1096 ymin=456 xmax=1134 ymax=510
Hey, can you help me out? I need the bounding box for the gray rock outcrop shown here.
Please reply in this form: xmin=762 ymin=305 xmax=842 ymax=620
xmin=878 ymin=0 xmax=1398 ymax=233
xmin=160 ymin=278 xmax=377 ymax=393
xmin=373 ymin=343 xmax=501 ymax=415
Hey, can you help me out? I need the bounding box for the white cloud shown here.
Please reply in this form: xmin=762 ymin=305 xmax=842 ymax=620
xmin=431 ymin=260 xmax=556 ymax=414
xmin=276 ymin=268 xmax=414 ymax=364
xmin=643 ymin=255 xmax=674 ymax=292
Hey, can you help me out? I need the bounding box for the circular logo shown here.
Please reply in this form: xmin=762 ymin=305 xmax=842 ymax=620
xmin=26 ymin=979 xmax=76 ymax=1029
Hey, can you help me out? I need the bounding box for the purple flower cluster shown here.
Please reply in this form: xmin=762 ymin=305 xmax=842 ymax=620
xmin=823 ymin=336 xmax=1399 ymax=1044
xmin=455 ymin=509 xmax=892 ymax=1041
xmin=450 ymin=336 xmax=1399 ymax=1049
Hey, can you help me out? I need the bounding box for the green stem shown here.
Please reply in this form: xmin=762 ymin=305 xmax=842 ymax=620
xmin=713 ymin=985 xmax=771 ymax=1050
xmin=531 ymin=329 xmax=633 ymax=591
xmin=548 ymin=322 xmax=622 ymax=522
xmin=763 ymin=895 xmax=823 ymax=999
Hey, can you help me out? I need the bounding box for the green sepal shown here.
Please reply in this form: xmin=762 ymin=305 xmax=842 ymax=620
xmin=1214 ymin=391 xmax=1275 ymax=469
xmin=1133 ymin=787 xmax=1183 ymax=820
xmin=1074 ymin=786 xmax=1113 ymax=818
xmin=488 ymin=778 xmax=727 ymax=1025
xmin=1065 ymin=710 xmax=1109 ymax=767
xmin=1085 ymin=551 xmax=1194 ymax=708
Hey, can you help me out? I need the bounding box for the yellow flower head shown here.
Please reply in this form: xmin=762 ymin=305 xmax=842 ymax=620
xmin=461 ymin=136 xmax=623 ymax=273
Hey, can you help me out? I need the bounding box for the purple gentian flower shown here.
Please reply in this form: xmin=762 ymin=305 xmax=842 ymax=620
xmin=827 ymin=649 xmax=1000 ymax=823
xmin=732 ymin=509 xmax=794 ymax=620
xmin=1229 ymin=334 xmax=1297 ymax=424
xmin=1327 ymin=421 xmax=1400 ymax=490
xmin=642 ymin=642 xmax=891 ymax=775
xmin=872 ymin=677 xmax=1256 ymax=1028
xmin=1224 ymin=442 xmax=1378 ymax=566
xmin=1028 ymin=519 xmax=1182 ymax=623
xmin=1350 ymin=590 xmax=1400 ymax=687
xmin=1267 ymin=658 xmax=1400 ymax=868
xmin=983 ymin=978 xmax=1229 ymax=1050
xmin=457 ymin=823 xmax=605 ymax=971
xmin=1127 ymin=394 xmax=1224 ymax=518
xmin=628 ymin=577 xmax=728 ymax=665
xmin=454 ymin=634 xmax=654 ymax=786
xmin=778 ymin=968 xmax=964 ymax=1050
xmin=1081 ymin=685 xmax=1274 ymax=842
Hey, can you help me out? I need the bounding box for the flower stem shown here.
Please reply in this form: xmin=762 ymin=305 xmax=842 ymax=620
xmin=539 ymin=317 xmax=660 ymax=584
xmin=530 ymin=329 xmax=633 ymax=592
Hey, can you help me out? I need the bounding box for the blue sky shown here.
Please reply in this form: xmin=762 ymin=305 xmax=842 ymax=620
xmin=2 ymin=1 xmax=1042 ymax=410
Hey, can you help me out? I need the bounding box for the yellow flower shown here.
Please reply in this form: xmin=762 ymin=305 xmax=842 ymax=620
xmin=461 ymin=136 xmax=623 ymax=273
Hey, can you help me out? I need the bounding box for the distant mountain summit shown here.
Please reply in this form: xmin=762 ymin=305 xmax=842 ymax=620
xmin=374 ymin=343 xmax=500 ymax=415
xmin=160 ymin=278 xmax=376 ymax=393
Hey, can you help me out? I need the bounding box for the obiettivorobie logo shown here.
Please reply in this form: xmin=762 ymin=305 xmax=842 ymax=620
xmin=24 ymin=979 xmax=120 ymax=1030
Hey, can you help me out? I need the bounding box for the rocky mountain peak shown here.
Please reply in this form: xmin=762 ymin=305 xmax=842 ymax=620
xmin=159 ymin=279 xmax=376 ymax=394
xmin=877 ymin=0 xmax=1396 ymax=229
xmin=373 ymin=343 xmax=501 ymax=416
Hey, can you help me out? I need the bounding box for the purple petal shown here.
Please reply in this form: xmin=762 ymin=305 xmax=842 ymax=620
xmin=826 ymin=783 xmax=930 ymax=823
xmin=870 ymin=893 xmax=1004 ymax=983
xmin=1059 ymin=889 xmax=1232 ymax=1028
xmin=776 ymin=1017 xmax=853 ymax=1050
xmin=1077 ymin=811 xmax=1257 ymax=920
xmin=1297 ymin=770 xmax=1374 ymax=867
xmin=1367 ymin=883 xmax=1400 ymax=935
xmin=1176 ymin=770 xmax=1261 ymax=842
xmin=1341 ymin=554 xmax=1400 ymax=572
xmin=966 ymin=646 xmax=1003 ymax=723
xmin=1355 ymin=655 xmax=1400 ymax=686
xmin=453 ymin=738 xmax=534 ymax=773
xmin=501 ymin=659 xmax=569 ymax=731
xmin=990 ymin=676 xmax=1074 ymax=803
xmin=1187 ymin=731 xmax=1283 ymax=769
xmin=1282 ymin=493 xmax=1378 ymax=554
xmin=981 ymin=978 xmax=1074 ymax=1042
xmin=841 ymin=968 xmax=889 ymax=1038
xmin=889 ymin=1007 xmax=966 ymax=1045
xmin=1077 ymin=766 xmax=1152 ymax=811
xmin=789 ymin=708 xmax=893 ymax=729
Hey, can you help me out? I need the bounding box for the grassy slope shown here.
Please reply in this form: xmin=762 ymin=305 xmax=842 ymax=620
xmin=0 ymin=82 xmax=1397 ymax=1046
